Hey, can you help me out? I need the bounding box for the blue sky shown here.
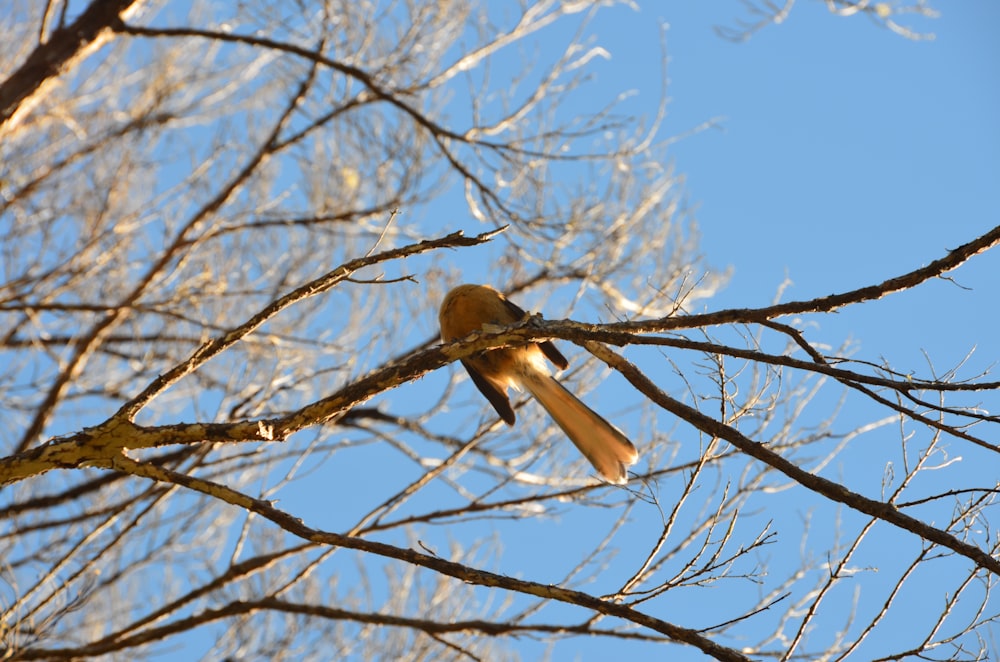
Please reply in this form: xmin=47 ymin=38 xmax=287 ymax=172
xmin=614 ymin=2 xmax=998 ymax=298
xmin=213 ymin=3 xmax=999 ymax=659
xmin=253 ymin=3 xmax=1000 ymax=660
xmin=412 ymin=2 xmax=1000 ymax=658
xmin=563 ymin=0 xmax=999 ymax=403
xmin=11 ymin=2 xmax=996 ymax=659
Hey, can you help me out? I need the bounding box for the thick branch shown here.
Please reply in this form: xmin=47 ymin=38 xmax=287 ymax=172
xmin=15 ymin=596 xmax=673 ymax=659
xmin=5 ymin=225 xmax=995 ymax=486
xmin=0 ymin=0 xmax=144 ymax=134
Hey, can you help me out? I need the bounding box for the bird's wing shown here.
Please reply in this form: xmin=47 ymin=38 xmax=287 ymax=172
xmin=462 ymin=359 xmax=516 ymax=425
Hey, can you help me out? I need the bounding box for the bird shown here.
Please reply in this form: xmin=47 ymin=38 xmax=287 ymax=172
xmin=439 ymin=284 xmax=639 ymax=484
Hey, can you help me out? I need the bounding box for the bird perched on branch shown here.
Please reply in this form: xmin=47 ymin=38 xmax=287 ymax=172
xmin=439 ymin=284 xmax=639 ymax=484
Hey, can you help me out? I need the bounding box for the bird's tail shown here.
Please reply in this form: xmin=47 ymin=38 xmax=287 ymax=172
xmin=521 ymin=372 xmax=638 ymax=484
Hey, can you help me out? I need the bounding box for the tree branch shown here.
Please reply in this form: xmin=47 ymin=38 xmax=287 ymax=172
xmin=86 ymin=454 xmax=754 ymax=662
xmin=0 ymin=0 xmax=144 ymax=134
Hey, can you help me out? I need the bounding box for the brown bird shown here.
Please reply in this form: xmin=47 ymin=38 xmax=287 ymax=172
xmin=439 ymin=284 xmax=639 ymax=484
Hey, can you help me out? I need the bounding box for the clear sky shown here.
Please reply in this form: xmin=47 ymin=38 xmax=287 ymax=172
xmin=563 ymin=0 xmax=999 ymax=413
xmin=607 ymin=1 xmax=999 ymax=306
